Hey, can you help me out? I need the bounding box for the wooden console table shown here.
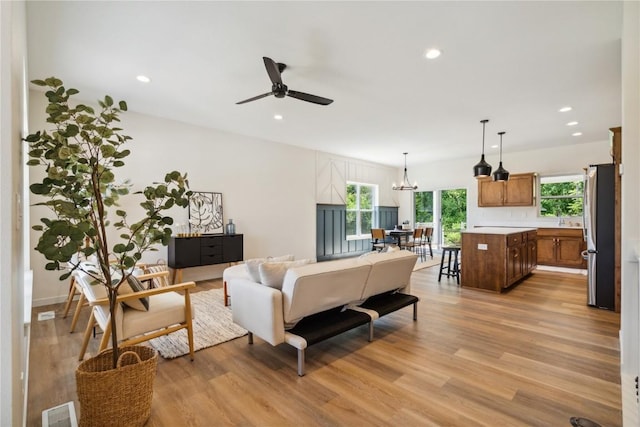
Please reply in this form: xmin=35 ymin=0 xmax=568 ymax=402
xmin=168 ymin=234 xmax=243 ymax=283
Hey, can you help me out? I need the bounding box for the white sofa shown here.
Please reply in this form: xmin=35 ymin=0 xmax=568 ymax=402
xmin=227 ymin=250 xmax=418 ymax=375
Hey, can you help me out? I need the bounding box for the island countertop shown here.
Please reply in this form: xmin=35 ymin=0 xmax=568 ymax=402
xmin=462 ymin=227 xmax=537 ymax=235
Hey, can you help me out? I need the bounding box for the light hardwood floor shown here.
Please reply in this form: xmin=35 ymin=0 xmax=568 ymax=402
xmin=27 ymin=266 xmax=621 ymax=426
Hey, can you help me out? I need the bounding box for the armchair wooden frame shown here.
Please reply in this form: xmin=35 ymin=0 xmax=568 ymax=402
xmin=78 ymin=270 xmax=196 ymax=361
xmin=62 ymin=274 xmax=86 ymax=333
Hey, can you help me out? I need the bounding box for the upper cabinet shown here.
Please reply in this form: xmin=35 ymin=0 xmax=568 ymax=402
xmin=478 ymin=173 xmax=536 ymax=207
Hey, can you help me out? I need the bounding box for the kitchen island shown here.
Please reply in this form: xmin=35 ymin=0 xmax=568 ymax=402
xmin=461 ymin=227 xmax=537 ymax=292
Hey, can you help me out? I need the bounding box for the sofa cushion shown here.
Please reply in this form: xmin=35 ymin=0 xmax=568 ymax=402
xmin=359 ymin=250 xmax=417 ymax=300
xmin=281 ymin=258 xmax=371 ymax=326
xmin=259 ymin=259 xmax=312 ymax=289
xmin=245 ymin=254 xmax=295 ymax=282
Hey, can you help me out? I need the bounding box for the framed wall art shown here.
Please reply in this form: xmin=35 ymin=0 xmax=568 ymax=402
xmin=188 ymin=191 xmax=223 ymax=234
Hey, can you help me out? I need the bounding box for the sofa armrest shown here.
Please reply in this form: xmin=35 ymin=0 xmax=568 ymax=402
xmin=230 ymin=279 xmax=285 ymax=346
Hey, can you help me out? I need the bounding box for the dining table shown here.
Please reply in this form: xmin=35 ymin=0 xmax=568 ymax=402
xmin=386 ymin=229 xmax=413 ymax=247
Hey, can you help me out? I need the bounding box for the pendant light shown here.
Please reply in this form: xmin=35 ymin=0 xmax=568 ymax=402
xmin=492 ymin=131 xmax=510 ymax=182
xmin=473 ymin=119 xmax=492 ymax=178
xmin=392 ymin=152 xmax=418 ymax=190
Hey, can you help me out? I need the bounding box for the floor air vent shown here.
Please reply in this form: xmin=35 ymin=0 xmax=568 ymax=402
xmin=42 ymin=401 xmax=77 ymax=427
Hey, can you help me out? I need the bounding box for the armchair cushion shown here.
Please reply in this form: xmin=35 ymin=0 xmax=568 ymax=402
xmin=120 ymin=291 xmax=193 ymax=339
xmin=119 ymin=275 xmax=150 ymax=311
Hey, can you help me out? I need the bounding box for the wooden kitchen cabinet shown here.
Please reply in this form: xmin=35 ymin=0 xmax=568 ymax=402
xmin=536 ymin=228 xmax=586 ymax=268
xmin=461 ymin=228 xmax=537 ymax=292
xmin=478 ymin=173 xmax=536 ymax=207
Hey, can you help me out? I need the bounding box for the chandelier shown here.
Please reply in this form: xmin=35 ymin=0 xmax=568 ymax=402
xmin=393 ymin=152 xmax=418 ymax=191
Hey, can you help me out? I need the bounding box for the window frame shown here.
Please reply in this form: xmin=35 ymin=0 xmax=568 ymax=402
xmin=538 ymin=173 xmax=584 ymax=217
xmin=345 ymin=181 xmax=378 ymax=239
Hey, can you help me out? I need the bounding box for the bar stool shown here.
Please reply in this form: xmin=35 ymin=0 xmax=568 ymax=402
xmin=438 ymin=245 xmax=461 ymax=284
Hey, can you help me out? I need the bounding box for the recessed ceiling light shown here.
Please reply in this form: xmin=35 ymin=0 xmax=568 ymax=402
xmin=425 ymin=49 xmax=441 ymax=59
xmin=490 ymin=144 xmax=499 ymax=149
xmin=274 ymin=114 xmax=283 ymax=120
xmin=572 ymin=132 xmax=583 ymax=136
xmin=559 ymin=106 xmax=572 ymax=113
xmin=136 ymin=75 xmax=151 ymax=83
xmin=566 ymin=121 xmax=579 ymax=126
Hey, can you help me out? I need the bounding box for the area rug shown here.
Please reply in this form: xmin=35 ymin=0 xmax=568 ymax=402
xmin=413 ymin=257 xmax=441 ymax=271
xmin=148 ymin=288 xmax=247 ymax=359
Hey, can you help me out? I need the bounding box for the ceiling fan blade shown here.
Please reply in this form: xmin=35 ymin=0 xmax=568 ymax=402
xmin=263 ymin=57 xmax=282 ymax=85
xmin=236 ymin=92 xmax=274 ymax=105
xmin=287 ymin=90 xmax=334 ymax=105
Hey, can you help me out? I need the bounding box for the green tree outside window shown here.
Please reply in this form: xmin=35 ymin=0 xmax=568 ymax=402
xmin=539 ymin=175 xmax=583 ymax=217
xmin=346 ymin=182 xmax=376 ymax=237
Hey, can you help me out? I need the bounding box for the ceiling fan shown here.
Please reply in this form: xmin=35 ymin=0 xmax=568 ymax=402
xmin=236 ymin=57 xmax=333 ymax=106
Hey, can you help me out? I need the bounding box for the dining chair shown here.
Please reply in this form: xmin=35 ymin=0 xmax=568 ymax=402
xmin=423 ymin=227 xmax=434 ymax=259
xmin=370 ymin=228 xmax=387 ymax=252
xmin=403 ymin=228 xmax=424 ymax=260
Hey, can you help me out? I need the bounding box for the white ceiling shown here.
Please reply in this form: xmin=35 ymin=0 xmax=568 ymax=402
xmin=25 ymin=1 xmax=622 ymax=168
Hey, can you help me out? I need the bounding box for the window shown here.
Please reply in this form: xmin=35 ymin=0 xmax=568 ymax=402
xmin=539 ymin=174 xmax=584 ymax=217
xmin=414 ymin=191 xmax=434 ymax=223
xmin=346 ymin=182 xmax=377 ymax=237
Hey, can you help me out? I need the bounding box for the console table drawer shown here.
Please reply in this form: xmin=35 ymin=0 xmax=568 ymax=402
xmin=201 ymin=243 xmax=223 ymax=256
xmin=201 ymin=253 xmax=224 ymax=265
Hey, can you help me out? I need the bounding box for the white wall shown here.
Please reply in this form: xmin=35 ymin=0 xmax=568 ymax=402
xmin=405 ymin=140 xmax=612 ymax=228
xmin=620 ymin=2 xmax=640 ymax=425
xmin=315 ymin=151 xmax=399 ymax=207
xmin=0 ymin=1 xmax=27 ymax=426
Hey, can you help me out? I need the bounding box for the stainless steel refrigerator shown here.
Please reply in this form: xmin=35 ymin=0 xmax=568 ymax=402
xmin=583 ymin=163 xmax=615 ymax=310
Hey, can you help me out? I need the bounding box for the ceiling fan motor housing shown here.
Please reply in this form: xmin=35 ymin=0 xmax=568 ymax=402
xmin=273 ymin=83 xmax=287 ymax=98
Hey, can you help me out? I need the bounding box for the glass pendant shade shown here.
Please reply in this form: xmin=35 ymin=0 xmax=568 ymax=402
xmin=473 ymin=119 xmax=492 ymax=178
xmin=492 ymin=131 xmax=509 ymax=181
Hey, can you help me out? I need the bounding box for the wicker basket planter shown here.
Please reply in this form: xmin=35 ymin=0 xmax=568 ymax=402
xmin=76 ymin=345 xmax=158 ymax=427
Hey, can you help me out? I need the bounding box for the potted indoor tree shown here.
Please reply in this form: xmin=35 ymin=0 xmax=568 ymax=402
xmin=26 ymin=77 xmax=191 ymax=425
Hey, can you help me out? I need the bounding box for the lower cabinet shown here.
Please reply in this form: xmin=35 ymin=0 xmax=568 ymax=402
xmin=461 ymin=230 xmax=537 ymax=292
xmin=536 ymin=228 xmax=586 ymax=268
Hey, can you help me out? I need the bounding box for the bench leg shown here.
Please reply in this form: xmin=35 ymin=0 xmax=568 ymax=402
xmin=368 ymin=321 xmax=374 ymax=342
xmin=247 ymin=332 xmax=253 ymax=345
xmin=297 ymin=348 xmax=305 ymax=376
xmin=413 ymin=302 xmax=418 ymax=321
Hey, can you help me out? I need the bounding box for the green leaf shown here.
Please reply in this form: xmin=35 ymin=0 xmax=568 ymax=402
xmin=30 ymin=183 xmax=51 ymax=195
xmin=104 ymin=95 xmax=113 ymax=107
xmin=100 ymin=144 xmax=116 ymax=158
xmin=44 ymin=77 xmax=63 ymax=87
xmin=119 ymin=101 xmax=128 ymax=111
xmin=67 ymin=88 xmax=79 ymax=96
xmin=31 ymin=79 xmax=47 ymax=86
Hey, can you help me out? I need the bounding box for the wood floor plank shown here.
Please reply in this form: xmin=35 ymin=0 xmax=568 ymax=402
xmin=26 ymin=266 xmax=621 ymax=426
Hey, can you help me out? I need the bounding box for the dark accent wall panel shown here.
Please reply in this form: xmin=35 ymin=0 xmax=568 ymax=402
xmin=378 ymin=206 xmax=399 ymax=230
xmin=316 ymin=204 xmax=399 ymax=261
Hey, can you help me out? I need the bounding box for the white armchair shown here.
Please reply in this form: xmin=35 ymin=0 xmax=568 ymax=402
xmin=76 ymin=269 xmax=196 ymax=361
